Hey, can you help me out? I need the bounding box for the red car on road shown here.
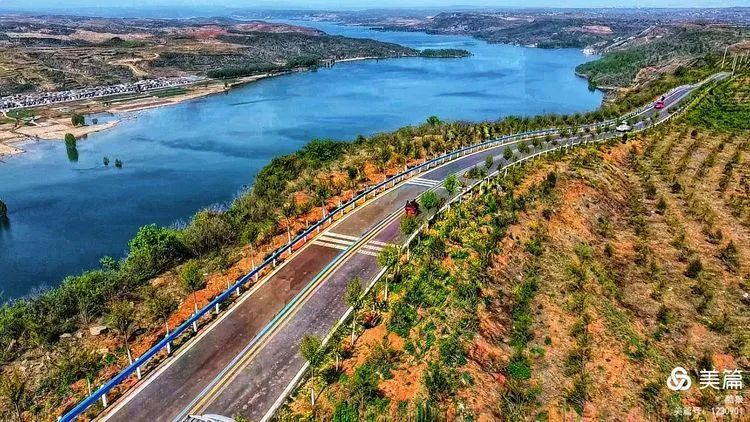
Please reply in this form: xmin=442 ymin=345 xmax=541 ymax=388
xmin=654 ymin=96 xmax=666 ymax=109
xmin=405 ymin=200 xmax=420 ymax=216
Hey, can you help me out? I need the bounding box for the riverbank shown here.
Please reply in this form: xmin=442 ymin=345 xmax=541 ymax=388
xmin=0 ymin=55 xmax=416 ymax=160
xmin=0 ymin=118 xmax=119 ymax=159
xmin=0 ymin=75 xmax=266 ymax=159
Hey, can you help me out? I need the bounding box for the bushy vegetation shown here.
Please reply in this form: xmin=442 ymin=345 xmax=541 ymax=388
xmin=283 ymin=160 xmax=560 ymax=419
xmin=687 ymin=76 xmax=750 ymax=131
xmin=418 ymin=49 xmax=471 ymax=58
xmin=4 ymin=55 xmax=738 ymax=418
xmin=576 ymin=26 xmax=748 ymax=87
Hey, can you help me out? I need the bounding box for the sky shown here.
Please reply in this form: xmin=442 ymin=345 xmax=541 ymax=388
xmin=0 ymin=0 xmax=747 ymax=11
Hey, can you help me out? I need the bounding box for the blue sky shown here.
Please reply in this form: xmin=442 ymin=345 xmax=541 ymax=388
xmin=1 ymin=0 xmax=747 ymax=10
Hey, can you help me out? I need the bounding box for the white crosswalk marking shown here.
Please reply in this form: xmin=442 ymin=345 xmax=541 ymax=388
xmin=312 ymin=232 xmax=359 ymax=250
xmin=315 ymin=235 xmax=351 ymax=247
xmin=311 ymin=240 xmax=348 ymax=251
xmin=310 ymin=230 xmax=395 ymax=258
xmin=406 ymin=177 xmax=439 ymax=187
xmin=323 ymin=232 xmax=359 ymax=242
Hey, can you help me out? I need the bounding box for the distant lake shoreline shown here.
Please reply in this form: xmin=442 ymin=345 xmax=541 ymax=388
xmin=0 ymin=20 xmax=602 ymax=299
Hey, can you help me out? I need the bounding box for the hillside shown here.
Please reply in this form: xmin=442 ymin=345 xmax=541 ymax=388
xmin=576 ymin=24 xmax=749 ymax=88
xmin=321 ymin=8 xmax=750 ymax=50
xmin=0 ymin=15 xmax=418 ymax=95
xmin=279 ymin=77 xmax=749 ymax=420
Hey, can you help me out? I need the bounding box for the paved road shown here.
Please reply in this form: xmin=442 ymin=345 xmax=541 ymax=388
xmin=98 ymin=79 xmax=708 ymax=422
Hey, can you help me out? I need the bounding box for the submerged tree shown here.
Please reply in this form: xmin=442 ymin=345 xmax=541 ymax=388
xmin=64 ymin=133 xmax=76 ymax=149
xmin=71 ymin=113 xmax=85 ymax=127
xmin=0 ymin=200 xmax=7 ymax=218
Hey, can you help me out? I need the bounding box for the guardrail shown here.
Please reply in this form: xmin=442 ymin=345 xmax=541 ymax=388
xmin=58 ymin=112 xmax=553 ymax=422
xmin=59 ymin=73 xmax=720 ymax=421
xmin=258 ymin=75 xmax=719 ymax=421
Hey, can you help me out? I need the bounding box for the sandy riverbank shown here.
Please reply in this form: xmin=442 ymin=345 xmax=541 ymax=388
xmin=0 ymin=72 xmax=293 ymax=160
xmin=0 ymin=119 xmax=119 ymax=159
xmin=0 ymin=56 xmax=398 ymax=160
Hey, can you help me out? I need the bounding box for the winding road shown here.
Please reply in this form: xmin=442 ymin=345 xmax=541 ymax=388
xmin=93 ymin=74 xmax=723 ymax=422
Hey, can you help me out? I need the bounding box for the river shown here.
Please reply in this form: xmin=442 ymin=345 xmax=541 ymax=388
xmin=0 ymin=20 xmax=602 ymax=299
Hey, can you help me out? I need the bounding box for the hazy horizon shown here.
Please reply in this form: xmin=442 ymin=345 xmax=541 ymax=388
xmin=1 ymin=0 xmax=747 ymax=13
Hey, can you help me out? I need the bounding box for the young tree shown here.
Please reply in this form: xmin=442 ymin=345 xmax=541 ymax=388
xmin=377 ymin=245 xmax=400 ymax=301
xmin=344 ymin=278 xmax=363 ymax=346
xmin=280 ymin=202 xmax=296 ymax=243
xmin=503 ymin=147 xmax=513 ymax=161
xmin=400 ymin=215 xmax=419 ymax=236
xmin=146 ymin=288 xmax=179 ymax=338
xmin=314 ymin=185 xmax=330 ymax=218
xmin=419 ymin=191 xmax=440 ymax=211
xmin=0 ymin=369 xmax=28 ymax=422
xmin=299 ymin=334 xmax=323 ymax=406
xmin=106 ymin=300 xmax=136 ymax=365
xmin=443 ymin=174 xmax=459 ymax=195
xmin=180 ymin=260 xmax=205 ymax=314
xmin=484 ymin=154 xmax=494 ymax=170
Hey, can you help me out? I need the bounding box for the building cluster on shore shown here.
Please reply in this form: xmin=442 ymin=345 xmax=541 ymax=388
xmin=0 ymin=76 xmax=204 ymax=112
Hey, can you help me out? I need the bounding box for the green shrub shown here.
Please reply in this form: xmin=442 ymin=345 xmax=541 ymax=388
xmin=348 ymin=362 xmax=381 ymax=408
xmin=419 ymin=191 xmax=441 ymax=211
xmin=566 ymin=374 xmax=591 ymax=415
xmin=507 ymin=353 xmax=532 ymax=380
xmin=71 ymin=113 xmax=85 ymax=126
xmin=122 ymin=224 xmax=186 ymax=281
xmin=400 ymin=216 xmax=419 ymax=236
xmin=465 ymin=165 xmax=487 ymax=179
xmin=423 ymin=362 xmax=452 ymax=398
xmin=438 ymin=334 xmax=466 ymax=367
xmin=443 ymin=174 xmax=459 ymax=195
xmin=656 ymin=197 xmax=667 ymax=214
xmin=719 ymin=241 xmax=740 ymax=273
xmin=388 ymin=300 xmax=417 ymax=338
xmin=484 ymin=154 xmax=494 ymax=170
xmin=332 ymin=401 xmax=358 ymax=422
xmin=180 ymin=210 xmax=236 ymax=257
xmin=685 ymin=258 xmax=703 ymax=279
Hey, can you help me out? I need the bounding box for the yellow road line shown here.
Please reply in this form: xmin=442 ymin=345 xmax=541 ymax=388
xmin=187 ymin=208 xmax=404 ymax=416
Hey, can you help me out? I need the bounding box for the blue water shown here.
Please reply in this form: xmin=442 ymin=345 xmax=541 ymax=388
xmin=0 ymin=21 xmax=601 ymax=299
